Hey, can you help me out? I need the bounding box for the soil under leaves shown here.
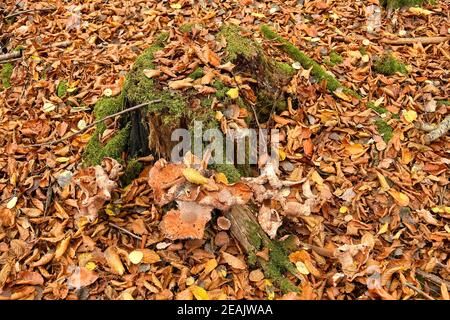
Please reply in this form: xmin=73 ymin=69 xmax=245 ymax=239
xmin=0 ymin=0 xmax=449 ymax=300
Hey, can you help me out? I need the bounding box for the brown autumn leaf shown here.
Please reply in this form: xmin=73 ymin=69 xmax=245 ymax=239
xmin=221 ymin=252 xmax=247 ymax=270
xmin=67 ymin=266 xmax=98 ymax=289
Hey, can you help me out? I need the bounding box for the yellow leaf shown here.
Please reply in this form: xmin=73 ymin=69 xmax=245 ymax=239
xmin=445 ymin=225 xmax=450 ymax=233
xmin=408 ymin=7 xmax=433 ymax=16
xmin=393 ymin=229 xmax=404 ymax=240
xmin=103 ymin=88 xmax=113 ymax=97
xmin=55 ymin=157 xmax=70 ymax=163
xmin=339 ymin=206 xmax=348 ymax=214
xmin=295 ymin=261 xmax=310 ymax=275
xmin=122 ymin=292 xmax=134 ymax=300
xmin=310 ymin=170 xmax=324 ymax=186
xmin=403 ymin=110 xmax=417 ymax=123
xmin=190 ymin=285 xmax=209 ymax=300
xmin=42 ymin=102 xmax=56 ymax=113
xmin=388 ymin=189 xmax=410 ymax=207
xmin=278 ymin=148 xmax=286 ymax=161
xmin=129 ymin=250 xmax=144 ymax=264
xmin=6 ymin=196 xmax=18 ymax=209
xmin=344 ymin=143 xmax=366 ymax=155
xmin=251 ymin=12 xmax=266 ymax=19
xmin=104 ymin=246 xmax=125 ymax=275
xmin=214 ymin=173 xmax=229 ymax=185
xmin=170 ymin=3 xmax=182 ymax=9
xmin=226 ymin=88 xmax=239 ymax=99
xmin=140 ymin=249 xmax=161 ymax=264
xmin=182 ymin=168 xmax=210 ymax=185
xmin=204 ymin=259 xmax=218 ymax=274
xmin=377 ymin=222 xmax=389 ymax=235
xmin=376 ymin=171 xmax=390 ymax=192
xmin=85 ymin=261 xmax=97 ymax=271
xmin=55 ymin=236 xmax=71 ymax=260
xmin=401 ymin=148 xmax=413 ymax=165
xmin=334 ymin=89 xmax=352 ymax=102
xmin=186 ymin=277 xmax=195 ymax=286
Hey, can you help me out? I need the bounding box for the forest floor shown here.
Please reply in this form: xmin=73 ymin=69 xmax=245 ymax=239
xmin=0 ymin=0 xmax=449 ymax=300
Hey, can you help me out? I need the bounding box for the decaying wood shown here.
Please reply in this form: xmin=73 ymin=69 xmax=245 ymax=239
xmin=417 ymin=115 xmax=450 ymax=144
xmin=416 ymin=269 xmax=450 ymax=289
xmin=0 ymin=51 xmax=21 ymax=62
xmin=382 ymin=36 xmax=450 ymax=45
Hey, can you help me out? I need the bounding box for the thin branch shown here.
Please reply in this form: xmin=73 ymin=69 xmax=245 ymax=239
xmin=382 ymin=36 xmax=450 ymax=45
xmin=404 ymin=282 xmax=435 ymax=300
xmin=416 ymin=269 xmax=450 ymax=289
xmin=24 ymin=99 xmax=162 ymax=147
xmin=108 ymin=222 xmax=142 ymax=241
xmin=5 ymin=7 xmax=56 ymax=19
xmin=0 ymin=51 xmax=21 ymax=62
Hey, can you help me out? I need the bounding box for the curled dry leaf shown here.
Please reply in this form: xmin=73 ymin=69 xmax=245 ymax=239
xmin=258 ymin=205 xmax=282 ymax=239
xmin=160 ymin=201 xmax=213 ymax=240
xmin=104 ymin=246 xmax=125 ymax=275
xmin=168 ymin=78 xmax=194 ymax=90
xmin=221 ymin=252 xmax=247 ymax=270
xmin=67 ymin=266 xmax=98 ymax=290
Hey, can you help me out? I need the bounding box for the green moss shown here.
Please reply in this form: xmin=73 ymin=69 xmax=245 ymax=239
xmin=210 ymin=163 xmax=241 ymax=183
xmin=328 ymin=51 xmax=343 ymax=65
xmin=56 ymin=80 xmax=68 ymax=98
xmin=373 ymin=54 xmax=407 ymax=75
xmin=212 ymin=80 xmax=230 ymax=100
xmin=219 ymin=24 xmax=261 ymax=61
xmin=120 ymin=158 xmax=144 ymax=186
xmin=380 ymin=0 xmax=433 ymax=9
xmin=274 ymin=62 xmax=296 ymax=78
xmin=368 ymin=101 xmax=388 ymax=114
xmin=375 ymin=119 xmax=393 ymax=143
xmin=260 ymin=25 xmax=360 ymax=99
xmin=1 ymin=63 xmax=13 ymax=89
xmin=180 ymin=23 xmax=195 ymax=33
xmin=188 ymin=67 xmax=204 ymax=80
xmin=437 ymin=100 xmax=450 ymax=106
xmin=84 ymin=124 xmax=131 ymax=167
xmin=359 ymin=46 xmax=367 ymax=56
xmin=245 ymin=219 xmax=299 ymax=293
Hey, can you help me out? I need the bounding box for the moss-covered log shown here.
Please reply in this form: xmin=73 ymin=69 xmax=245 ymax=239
xmin=260 ymin=25 xmax=361 ymax=99
xmin=226 ymin=205 xmax=300 ymax=293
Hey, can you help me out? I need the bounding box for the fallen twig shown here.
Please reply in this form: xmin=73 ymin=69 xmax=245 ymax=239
xmin=416 ymin=269 xmax=450 ymax=289
xmin=0 ymin=51 xmax=21 ymax=62
xmin=382 ymin=36 xmax=450 ymax=45
xmin=108 ymin=222 xmax=142 ymax=241
xmin=0 ymin=58 xmax=21 ymax=65
xmin=418 ymin=115 xmax=450 ymax=144
xmin=5 ymin=7 xmax=56 ymax=20
xmin=25 ymin=99 xmax=162 ymax=147
xmin=404 ymin=282 xmax=435 ymax=300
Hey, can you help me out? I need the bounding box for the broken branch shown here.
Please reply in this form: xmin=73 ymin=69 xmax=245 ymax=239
xmin=382 ymin=36 xmax=450 ymax=45
xmin=0 ymin=51 xmax=21 ymax=62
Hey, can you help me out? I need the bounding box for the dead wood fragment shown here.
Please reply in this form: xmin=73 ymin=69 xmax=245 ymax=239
xmin=382 ymin=36 xmax=450 ymax=45
xmin=416 ymin=269 xmax=450 ymax=289
xmin=417 ymin=115 xmax=450 ymax=144
xmin=404 ymin=282 xmax=435 ymax=300
xmin=0 ymin=51 xmax=21 ymax=62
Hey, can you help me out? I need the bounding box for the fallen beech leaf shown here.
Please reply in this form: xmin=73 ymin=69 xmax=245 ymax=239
xmin=295 ymin=261 xmax=310 ymax=275
xmin=160 ymin=202 xmax=212 ymax=240
xmin=129 ymin=250 xmax=144 ymax=264
xmin=408 ymin=7 xmax=433 ymax=16
xmin=387 ymin=189 xmax=410 ymax=206
xmin=377 ymin=222 xmax=389 ymax=235
xmin=143 ymin=69 xmax=161 ymax=78
xmin=190 ymin=285 xmax=209 ymax=300
xmin=67 ymin=266 xmax=98 ymax=289
xmin=403 ymin=110 xmax=417 ymax=123
xmin=104 ymin=246 xmax=125 ymax=275
xmin=54 ymin=235 xmax=71 ymax=260
xmin=168 ymin=78 xmax=194 ymax=90
xmin=6 ymin=196 xmax=18 ymax=209
xmin=249 ymin=269 xmax=264 ymax=282
xmin=226 ymin=88 xmax=239 ymax=99
xmin=182 ymin=168 xmax=210 ymax=185
xmin=344 ymin=143 xmax=366 ymax=155
xmin=140 ymin=249 xmax=161 ymax=264
xmin=222 ymin=252 xmax=246 ymax=270
xmin=42 ymin=102 xmax=56 ymax=113
xmin=376 ymin=171 xmax=390 ymax=192
xmin=204 ymin=259 xmax=218 ymax=274
xmin=15 ymin=271 xmax=44 ymax=285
